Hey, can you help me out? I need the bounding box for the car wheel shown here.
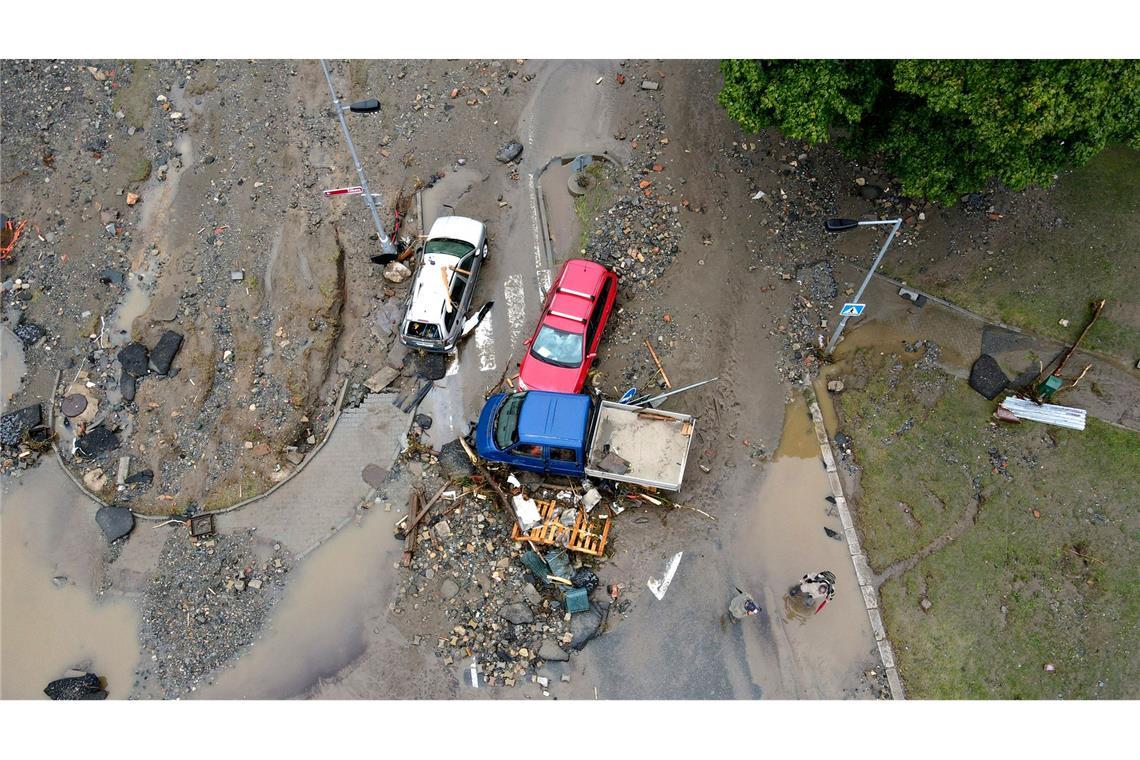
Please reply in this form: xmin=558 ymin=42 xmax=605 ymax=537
xmin=482 ymin=243 xmax=489 ymax=259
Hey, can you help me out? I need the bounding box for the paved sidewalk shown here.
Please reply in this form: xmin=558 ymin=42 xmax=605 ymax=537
xmin=837 ymin=265 xmax=1140 ymax=432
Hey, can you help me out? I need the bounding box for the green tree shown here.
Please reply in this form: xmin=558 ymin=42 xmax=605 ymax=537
xmin=719 ymin=60 xmax=1140 ymax=204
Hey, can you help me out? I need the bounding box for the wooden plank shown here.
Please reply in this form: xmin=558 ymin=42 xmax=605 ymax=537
xmin=644 ymin=338 xmax=671 ymax=389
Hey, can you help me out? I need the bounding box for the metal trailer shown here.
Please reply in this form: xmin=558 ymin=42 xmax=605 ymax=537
xmin=583 ymin=400 xmax=696 ymax=491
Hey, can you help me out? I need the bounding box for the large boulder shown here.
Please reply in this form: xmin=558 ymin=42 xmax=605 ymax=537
xmin=495 ymin=140 xmax=523 ymax=163
xmin=95 ymin=505 xmax=135 ymax=543
xmin=969 ymin=354 xmax=1010 ymax=400
xmin=569 ymin=603 xmax=606 ymax=650
xmin=499 ymin=603 xmax=534 ymax=625
xmin=76 ymin=426 xmax=120 ymax=458
xmin=148 ymin=330 xmax=184 ymax=375
xmin=538 ymin=640 xmax=570 ymax=662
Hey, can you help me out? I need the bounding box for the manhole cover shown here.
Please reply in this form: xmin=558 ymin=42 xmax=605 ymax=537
xmin=61 ymin=394 xmax=88 ymax=418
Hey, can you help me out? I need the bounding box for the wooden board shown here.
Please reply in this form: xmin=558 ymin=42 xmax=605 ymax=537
xmin=510 ymin=498 xmax=610 ymax=557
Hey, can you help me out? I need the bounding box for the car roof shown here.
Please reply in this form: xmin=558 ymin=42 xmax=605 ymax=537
xmin=518 ymin=391 xmax=592 ymax=448
xmin=544 ymin=259 xmax=609 ymax=331
xmin=405 ymin=252 xmax=461 ymax=327
xmin=426 ymin=215 xmax=485 ymax=247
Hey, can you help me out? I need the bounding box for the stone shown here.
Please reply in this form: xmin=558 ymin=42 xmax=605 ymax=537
xmin=44 ymin=673 xmax=106 ymax=700
xmin=433 ymin=520 xmax=452 ymax=539
xmin=150 ymin=294 xmax=180 ymax=322
xmin=99 ymin=269 xmax=124 ymax=285
xmin=414 ymin=413 xmax=432 ymax=430
xmin=499 ymin=603 xmax=534 ymax=625
xmin=538 ymin=640 xmax=569 ymax=662
xmin=920 ymin=598 xmax=933 ymax=612
xmin=284 ymin=451 xmax=304 ymax=465
xmin=569 ymin=605 xmax=604 ymax=650
xmin=382 ymin=261 xmax=411 ymax=283
xmin=969 ymin=354 xmax=1009 ymax=401
xmin=827 ymin=379 xmax=845 ymax=393
xmin=495 ymin=140 xmax=523 ymax=163
xmin=120 ymin=371 xmax=137 ymax=402
xmin=251 ymin=443 xmax=271 ymax=457
xmin=76 ymin=427 xmax=120 ymax=458
xmin=83 ymin=468 xmax=108 ymax=491
xmin=440 ymin=579 xmax=459 ymax=600
xmin=230 ymin=270 xmax=245 ymax=281
xmin=248 ymin=579 xmax=263 ymax=590
xmin=522 ymin=582 xmax=542 ymax=605
xmin=640 ymin=80 xmax=659 ymax=90
xmin=124 ymin=469 xmax=153 ymax=486
xmin=116 ymin=456 xmax=131 ymax=486
xmin=148 ymin=330 xmax=184 ymax=375
xmin=117 ymin=342 xmax=149 ymax=378
xmin=0 ymin=403 xmax=43 ymax=446
xmin=95 ymin=506 xmax=134 ymax=543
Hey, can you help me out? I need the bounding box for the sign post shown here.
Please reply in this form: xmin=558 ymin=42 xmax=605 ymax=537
xmin=823 ymin=218 xmax=902 ymax=355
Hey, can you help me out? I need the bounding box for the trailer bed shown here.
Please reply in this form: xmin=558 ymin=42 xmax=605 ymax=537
xmin=584 ymin=401 xmax=695 ymax=491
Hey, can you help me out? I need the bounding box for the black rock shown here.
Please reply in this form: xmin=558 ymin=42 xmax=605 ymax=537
xmin=125 ymin=469 xmax=153 ymax=486
xmin=118 ymin=342 xmax=149 ymax=378
xmin=437 ymin=439 xmax=475 ymax=480
xmin=495 ymin=140 xmax=523 ymax=163
xmin=148 ymin=330 xmax=183 ymax=375
xmin=0 ymin=403 xmax=43 ymax=446
xmin=120 ymin=371 xmax=137 ymax=402
xmin=414 ymin=413 xmax=433 ymax=430
xmin=969 ymin=354 xmax=1009 ymax=401
xmin=44 ymin=673 xmax=105 ymax=700
xmin=569 ymin=603 xmax=605 ymax=650
xmin=99 ymin=269 xmax=124 ymax=286
xmin=13 ymin=322 xmax=46 ymax=347
xmin=76 ymin=426 xmax=120 ymax=458
xmin=571 ymin=567 xmax=599 ymax=593
xmin=95 ymin=505 xmax=134 ymax=543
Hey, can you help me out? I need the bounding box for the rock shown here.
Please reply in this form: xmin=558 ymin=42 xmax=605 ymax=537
xmin=251 ymin=443 xmax=271 ymax=457
xmin=440 ymin=579 xmax=459 ymax=600
xmin=640 ymin=80 xmax=660 ymax=90
xmin=414 ymin=413 xmax=432 ymax=430
xmin=538 ymin=640 xmax=570 ymax=662
xmin=827 ymin=379 xmax=845 ymax=393
xmin=150 ymin=294 xmax=180 ymax=322
xmin=83 ymin=468 xmax=108 ymax=491
xmin=248 ymin=579 xmax=263 ymax=590
xmin=44 ymin=673 xmax=106 ymax=700
xmin=99 ymin=269 xmax=124 ymax=285
xmin=499 ymin=603 xmax=534 ymax=625
xmin=522 ymin=582 xmax=542 ymax=605
xmin=362 ymin=463 xmax=387 ymax=488
xmin=495 ymin=140 xmax=523 ymax=163
xmin=148 ymin=330 xmax=184 ymax=375
xmin=969 ymin=354 xmax=1009 ymax=400
xmin=52 ymin=576 xmax=69 ymax=588
xmin=117 ymin=342 xmax=149 ymax=378
xmin=76 ymin=426 xmax=120 ymax=458
xmin=126 ymin=192 xmax=140 ymax=206
xmin=920 ymin=598 xmax=933 ymax=612
xmin=230 ymin=270 xmax=245 ymax=282
xmin=383 ymin=261 xmax=411 ymax=283
xmin=364 ymin=366 xmax=399 ymax=392
xmin=95 ymin=505 xmax=135 ymax=543
xmin=13 ymin=322 xmax=45 ymax=347
xmin=437 ymin=439 xmax=475 ymax=480
xmin=433 ymin=520 xmax=452 ymax=539
xmin=284 ymin=451 xmax=304 ymax=465
xmin=120 ymin=370 xmax=137 ymax=402
xmin=124 ymin=469 xmax=153 ymax=486
xmin=571 ymin=567 xmax=599 ymax=593
xmin=569 ymin=604 xmax=604 ymax=650
xmin=1 ymin=403 xmax=43 ymax=446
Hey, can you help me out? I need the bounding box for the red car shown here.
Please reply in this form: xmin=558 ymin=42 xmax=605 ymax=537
xmin=518 ymin=259 xmax=618 ymax=393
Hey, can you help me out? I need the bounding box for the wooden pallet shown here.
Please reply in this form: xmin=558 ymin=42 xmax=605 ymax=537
xmin=511 ymin=498 xmax=610 ymax=557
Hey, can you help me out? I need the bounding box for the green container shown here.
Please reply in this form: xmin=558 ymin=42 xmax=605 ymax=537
xmin=521 ymin=551 xmax=552 ymax=586
xmin=563 ymin=586 xmax=590 ymax=614
xmin=1036 ymin=374 xmax=1063 ymax=398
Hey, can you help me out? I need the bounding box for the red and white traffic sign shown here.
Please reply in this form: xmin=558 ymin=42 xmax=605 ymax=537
xmin=322 ymin=186 xmax=364 ymax=197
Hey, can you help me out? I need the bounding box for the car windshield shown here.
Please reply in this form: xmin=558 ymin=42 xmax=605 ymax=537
xmin=531 ymin=325 xmax=583 ymax=368
xmin=493 ymin=393 xmax=526 ymax=450
xmin=424 ymin=238 xmax=474 ymax=257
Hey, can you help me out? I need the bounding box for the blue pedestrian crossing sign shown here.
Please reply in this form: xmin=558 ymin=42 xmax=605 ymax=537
xmin=839 ymin=303 xmax=866 ymax=317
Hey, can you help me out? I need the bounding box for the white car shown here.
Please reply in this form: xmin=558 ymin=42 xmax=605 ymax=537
xmin=399 ymin=215 xmax=489 ymax=352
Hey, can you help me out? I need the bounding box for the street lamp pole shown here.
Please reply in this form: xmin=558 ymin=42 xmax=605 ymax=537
xmin=319 ymin=59 xmax=397 ymax=259
xmin=823 ymin=217 xmax=903 ymax=355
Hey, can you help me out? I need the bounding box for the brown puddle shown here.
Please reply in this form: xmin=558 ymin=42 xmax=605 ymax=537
xmin=0 ymin=463 xmax=141 ymax=699
xmin=741 ymin=396 xmax=876 ymax=696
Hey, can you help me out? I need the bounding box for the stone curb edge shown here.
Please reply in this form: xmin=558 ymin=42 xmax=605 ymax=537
xmin=803 ymin=382 xmax=906 ymax=700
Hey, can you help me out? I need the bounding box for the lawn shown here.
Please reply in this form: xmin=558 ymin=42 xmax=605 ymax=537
xmin=838 ymin=348 xmax=1139 ymax=698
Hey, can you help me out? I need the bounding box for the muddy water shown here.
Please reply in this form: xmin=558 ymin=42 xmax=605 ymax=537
xmin=1 ymin=325 xmax=27 ymax=411
xmin=742 ymin=396 xmax=876 ymax=697
xmin=106 ymin=261 xmax=157 ymax=350
xmin=0 ymin=463 xmax=141 ymax=699
xmin=197 ymin=502 xmax=405 ymax=699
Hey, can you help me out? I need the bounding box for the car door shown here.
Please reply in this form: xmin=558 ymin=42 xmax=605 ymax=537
xmin=548 ymin=445 xmax=580 ymax=477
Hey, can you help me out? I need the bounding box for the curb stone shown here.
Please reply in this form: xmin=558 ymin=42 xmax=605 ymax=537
xmin=804 ymin=383 xmax=906 ymax=700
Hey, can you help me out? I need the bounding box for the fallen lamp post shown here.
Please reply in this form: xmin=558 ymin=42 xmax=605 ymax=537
xmin=822 ymin=217 xmax=903 ymax=355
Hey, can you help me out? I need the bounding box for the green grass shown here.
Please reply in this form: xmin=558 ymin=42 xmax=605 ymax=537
xmin=885 ymin=145 xmax=1140 ymax=360
xmin=573 ymin=162 xmax=613 ymax=252
xmin=839 ymin=350 xmax=1140 ymax=698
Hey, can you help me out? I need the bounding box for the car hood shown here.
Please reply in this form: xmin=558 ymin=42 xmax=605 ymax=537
xmin=518 ymin=351 xmax=585 ymax=394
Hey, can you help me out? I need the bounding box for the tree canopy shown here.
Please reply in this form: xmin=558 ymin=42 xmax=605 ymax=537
xmin=719 ymin=60 xmax=1140 ymax=204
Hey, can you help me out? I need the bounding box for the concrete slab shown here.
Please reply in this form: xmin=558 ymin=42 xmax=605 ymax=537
xmin=860 ymin=583 xmax=879 ymax=610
